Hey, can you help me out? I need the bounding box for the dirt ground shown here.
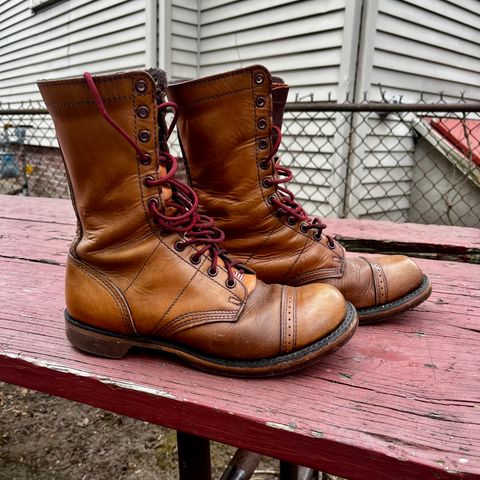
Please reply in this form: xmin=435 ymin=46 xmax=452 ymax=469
xmin=0 ymin=382 xmax=343 ymax=480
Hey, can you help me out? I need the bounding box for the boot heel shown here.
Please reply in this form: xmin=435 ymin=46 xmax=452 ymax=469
xmin=65 ymin=314 xmax=131 ymax=359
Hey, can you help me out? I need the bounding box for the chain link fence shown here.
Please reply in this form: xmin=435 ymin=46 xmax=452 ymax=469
xmin=1 ymin=96 xmax=479 ymax=227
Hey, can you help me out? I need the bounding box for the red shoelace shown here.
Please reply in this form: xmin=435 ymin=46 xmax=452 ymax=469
xmin=263 ymin=125 xmax=335 ymax=248
xmin=84 ymin=72 xmax=243 ymax=287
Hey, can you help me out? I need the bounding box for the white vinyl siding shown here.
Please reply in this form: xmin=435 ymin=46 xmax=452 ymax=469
xmin=0 ymin=0 xmax=147 ymax=104
xmin=344 ymin=0 xmax=480 ymax=221
xmin=198 ymin=0 xmax=349 ymax=101
xmin=170 ymin=0 xmax=199 ymax=80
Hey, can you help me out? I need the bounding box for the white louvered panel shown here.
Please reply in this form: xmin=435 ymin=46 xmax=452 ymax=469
xmin=170 ymin=0 xmax=199 ymax=80
xmin=0 ymin=0 xmax=147 ymax=105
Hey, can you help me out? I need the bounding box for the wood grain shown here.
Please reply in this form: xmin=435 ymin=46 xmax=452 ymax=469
xmin=0 ymin=195 xmax=479 ymax=480
xmin=1 ymin=195 xmax=479 ymax=264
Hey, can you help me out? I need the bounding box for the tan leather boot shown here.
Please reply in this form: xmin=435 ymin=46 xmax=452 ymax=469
xmin=167 ymin=65 xmax=432 ymax=324
xmin=37 ymin=69 xmax=358 ymax=377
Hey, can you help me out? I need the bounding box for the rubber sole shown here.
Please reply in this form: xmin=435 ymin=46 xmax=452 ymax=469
xmin=65 ymin=303 xmax=358 ymax=377
xmin=358 ymin=275 xmax=432 ymax=324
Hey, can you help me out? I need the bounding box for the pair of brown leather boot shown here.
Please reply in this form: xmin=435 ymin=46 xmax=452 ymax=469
xmin=38 ymin=65 xmax=431 ymax=377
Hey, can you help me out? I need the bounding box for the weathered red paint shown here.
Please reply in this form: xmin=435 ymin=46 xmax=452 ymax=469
xmin=0 ymin=195 xmax=479 ymax=480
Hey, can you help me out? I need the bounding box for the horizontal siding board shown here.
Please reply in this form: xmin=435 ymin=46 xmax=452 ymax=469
xmin=171 ymin=20 xmax=198 ymax=38
xmin=201 ymin=0 xmax=300 ymax=24
xmin=172 ymin=4 xmax=198 ymax=24
xmin=2 ymin=0 xmax=143 ymax=48
xmin=200 ymin=0 xmax=344 ymax=39
xmin=201 ymin=31 xmax=343 ymax=65
xmin=379 ymin=0 xmax=480 ymax=44
xmin=400 ymin=0 xmax=480 ymax=29
xmin=200 ymin=10 xmax=345 ymax=49
xmin=376 ymin=15 xmax=480 ymax=59
xmin=0 ymin=27 xmax=145 ymax=73
xmin=171 ymin=35 xmax=198 ymax=52
xmin=1 ymin=12 xmax=145 ymax=60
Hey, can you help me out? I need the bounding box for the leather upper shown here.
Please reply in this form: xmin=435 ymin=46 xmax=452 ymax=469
xmin=38 ymin=70 xmax=348 ymax=360
xmin=168 ymin=65 xmax=425 ymax=312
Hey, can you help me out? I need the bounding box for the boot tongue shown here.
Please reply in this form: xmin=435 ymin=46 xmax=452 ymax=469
xmin=147 ymin=68 xmax=173 ymax=205
xmin=271 ymin=77 xmax=289 ymax=130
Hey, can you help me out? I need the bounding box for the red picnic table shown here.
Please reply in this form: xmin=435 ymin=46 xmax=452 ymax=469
xmin=0 ymin=194 xmax=479 ymax=480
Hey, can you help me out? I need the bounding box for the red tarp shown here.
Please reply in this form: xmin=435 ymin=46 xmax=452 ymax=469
xmin=429 ymin=118 xmax=480 ymax=167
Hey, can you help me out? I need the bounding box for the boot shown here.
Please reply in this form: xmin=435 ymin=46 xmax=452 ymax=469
xmin=167 ymin=65 xmax=432 ymax=323
xmin=37 ymin=69 xmax=358 ymax=377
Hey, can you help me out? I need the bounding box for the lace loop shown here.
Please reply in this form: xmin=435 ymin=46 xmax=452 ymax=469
xmin=84 ymin=72 xmax=242 ymax=285
xmin=263 ymin=125 xmax=335 ymax=245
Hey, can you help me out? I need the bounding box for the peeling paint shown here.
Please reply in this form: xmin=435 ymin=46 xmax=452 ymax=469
xmin=311 ymin=430 xmax=324 ymax=438
xmin=266 ymin=421 xmax=296 ymax=432
xmin=2 ymin=352 xmax=177 ymax=400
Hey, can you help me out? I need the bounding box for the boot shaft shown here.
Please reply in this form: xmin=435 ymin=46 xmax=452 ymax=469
xmin=167 ymin=66 xmax=277 ymax=237
xmin=38 ymin=71 xmax=167 ymax=264
xmin=168 ymin=66 xmax=345 ymax=284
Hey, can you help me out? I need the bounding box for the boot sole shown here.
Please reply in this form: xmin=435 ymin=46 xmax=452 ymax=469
xmin=358 ymin=275 xmax=432 ymax=324
xmin=65 ymin=303 xmax=358 ymax=377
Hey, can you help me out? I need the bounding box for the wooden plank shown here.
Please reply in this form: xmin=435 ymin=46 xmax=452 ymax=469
xmin=0 ymin=195 xmax=478 ymax=263
xmin=0 ymin=252 xmax=479 ymax=480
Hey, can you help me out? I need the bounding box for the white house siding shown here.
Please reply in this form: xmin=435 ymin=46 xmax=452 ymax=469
xmin=196 ymin=0 xmax=361 ymax=217
xmin=170 ymin=0 xmax=199 ymax=80
xmin=344 ymin=0 xmax=480 ymax=221
xmin=0 ymin=0 xmax=147 ymax=105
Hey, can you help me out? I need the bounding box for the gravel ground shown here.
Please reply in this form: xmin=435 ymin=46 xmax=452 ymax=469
xmin=0 ymin=382 xmax=343 ymax=480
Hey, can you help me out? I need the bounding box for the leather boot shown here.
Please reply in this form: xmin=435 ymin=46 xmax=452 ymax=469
xmin=37 ymin=69 xmax=358 ymax=377
xmin=167 ymin=65 xmax=432 ymax=323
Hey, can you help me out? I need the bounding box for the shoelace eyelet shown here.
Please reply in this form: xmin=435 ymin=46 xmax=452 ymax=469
xmin=190 ymin=254 xmax=201 ymax=265
xmin=140 ymin=154 xmax=152 ymax=165
xmin=257 ymin=118 xmax=267 ymax=129
xmin=137 ymin=105 xmax=150 ymax=118
xmin=139 ymin=130 xmax=151 ymax=142
xmin=174 ymin=241 xmax=186 ymax=252
xmin=144 ymin=175 xmax=155 ymax=187
xmin=226 ymin=278 xmax=236 ymax=289
xmin=148 ymin=197 xmax=159 ymax=210
xmin=327 ymin=239 xmax=336 ymax=249
xmin=259 ymin=160 xmax=270 ymax=170
xmin=267 ymin=195 xmax=276 ymax=205
xmin=262 ymin=177 xmax=272 ymax=188
xmin=300 ymin=223 xmax=309 ymax=234
xmin=256 ymin=96 xmax=266 ymax=107
xmin=135 ymin=79 xmax=147 ymax=93
xmin=254 ymin=73 xmax=264 ymax=85
xmin=287 ymin=216 xmax=297 ymax=226
xmin=314 ymin=231 xmax=322 ymax=241
xmin=207 ymin=267 xmax=218 ymax=277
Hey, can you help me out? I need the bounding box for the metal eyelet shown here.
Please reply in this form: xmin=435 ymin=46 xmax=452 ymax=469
xmin=259 ymin=160 xmax=270 ymax=170
xmin=256 ymin=96 xmax=266 ymax=107
xmin=137 ymin=105 xmax=150 ymax=118
xmin=267 ymin=195 xmax=276 ymax=205
xmin=148 ymin=197 xmax=159 ymax=212
xmin=258 ymin=138 xmax=269 ymax=150
xmin=226 ymin=278 xmax=236 ymax=289
xmin=140 ymin=154 xmax=152 ymax=165
xmin=262 ymin=177 xmax=272 ymax=188
xmin=287 ymin=216 xmax=297 ymax=226
xmin=174 ymin=241 xmax=185 ymax=252
xmin=207 ymin=267 xmax=218 ymax=277
xmin=135 ymin=79 xmax=148 ymax=93
xmin=254 ymin=73 xmax=264 ymax=85
xmin=143 ymin=175 xmax=155 ymax=187
xmin=138 ymin=130 xmax=151 ymax=142
xmin=190 ymin=254 xmax=201 ymax=265
xmin=300 ymin=223 xmax=309 ymax=233
xmin=257 ymin=118 xmax=267 ymax=129
xmin=327 ymin=239 xmax=336 ymax=249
